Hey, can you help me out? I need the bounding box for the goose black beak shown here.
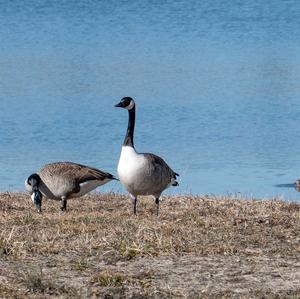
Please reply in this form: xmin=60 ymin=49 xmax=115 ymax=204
xmin=114 ymin=102 xmax=124 ymax=108
xmin=36 ymin=205 xmax=42 ymax=213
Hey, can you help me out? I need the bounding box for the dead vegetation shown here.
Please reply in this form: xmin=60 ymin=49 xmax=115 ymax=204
xmin=0 ymin=192 xmax=299 ymax=298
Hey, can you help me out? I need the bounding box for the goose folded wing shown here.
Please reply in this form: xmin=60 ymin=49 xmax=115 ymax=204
xmin=143 ymin=153 xmax=178 ymax=178
xmin=76 ymin=166 xmax=114 ymax=183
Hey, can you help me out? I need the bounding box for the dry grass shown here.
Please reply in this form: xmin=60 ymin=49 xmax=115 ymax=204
xmin=0 ymin=192 xmax=299 ymax=298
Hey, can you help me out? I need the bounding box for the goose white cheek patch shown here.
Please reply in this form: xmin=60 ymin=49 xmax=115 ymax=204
xmin=31 ymin=193 xmax=35 ymax=203
xmin=126 ymin=100 xmax=135 ymax=110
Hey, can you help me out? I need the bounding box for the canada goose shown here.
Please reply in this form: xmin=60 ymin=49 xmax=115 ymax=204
xmin=25 ymin=161 xmax=117 ymax=212
xmin=115 ymin=97 xmax=179 ymax=215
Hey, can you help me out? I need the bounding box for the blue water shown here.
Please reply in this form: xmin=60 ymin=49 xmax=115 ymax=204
xmin=1 ymin=0 xmax=300 ymax=200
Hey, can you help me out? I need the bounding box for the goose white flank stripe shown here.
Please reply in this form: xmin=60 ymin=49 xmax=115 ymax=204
xmin=115 ymin=97 xmax=179 ymax=215
xmin=25 ymin=161 xmax=117 ymax=212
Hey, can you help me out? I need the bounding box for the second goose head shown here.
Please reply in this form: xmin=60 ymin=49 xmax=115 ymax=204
xmin=26 ymin=173 xmax=43 ymax=213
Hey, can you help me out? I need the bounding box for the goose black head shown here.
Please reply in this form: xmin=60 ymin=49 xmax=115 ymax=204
xmin=27 ymin=173 xmax=40 ymax=188
xmin=114 ymin=97 xmax=135 ymax=110
xmin=27 ymin=173 xmax=43 ymax=213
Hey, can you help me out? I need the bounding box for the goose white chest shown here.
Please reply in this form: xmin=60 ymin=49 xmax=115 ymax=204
xmin=117 ymin=146 xmax=146 ymax=188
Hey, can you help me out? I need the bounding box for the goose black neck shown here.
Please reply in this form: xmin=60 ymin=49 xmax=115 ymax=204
xmin=123 ymin=106 xmax=135 ymax=147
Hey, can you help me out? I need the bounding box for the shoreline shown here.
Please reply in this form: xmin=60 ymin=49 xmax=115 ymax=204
xmin=0 ymin=193 xmax=299 ymax=297
xmin=4 ymin=188 xmax=300 ymax=202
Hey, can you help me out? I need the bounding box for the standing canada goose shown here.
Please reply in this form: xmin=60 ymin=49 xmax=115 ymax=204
xmin=115 ymin=97 xmax=179 ymax=215
xmin=25 ymin=161 xmax=117 ymax=212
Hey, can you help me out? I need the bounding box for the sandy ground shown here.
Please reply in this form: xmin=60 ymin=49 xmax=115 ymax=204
xmin=0 ymin=192 xmax=299 ymax=298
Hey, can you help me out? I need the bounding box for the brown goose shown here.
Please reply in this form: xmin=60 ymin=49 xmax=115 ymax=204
xmin=115 ymin=97 xmax=179 ymax=215
xmin=25 ymin=161 xmax=117 ymax=212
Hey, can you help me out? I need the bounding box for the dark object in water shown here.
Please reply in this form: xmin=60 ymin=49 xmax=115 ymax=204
xmin=275 ymin=182 xmax=300 ymax=192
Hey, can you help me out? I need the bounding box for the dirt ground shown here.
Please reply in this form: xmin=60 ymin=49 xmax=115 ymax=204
xmin=0 ymin=192 xmax=299 ymax=298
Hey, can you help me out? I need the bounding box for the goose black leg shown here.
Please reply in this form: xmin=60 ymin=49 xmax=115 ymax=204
xmin=132 ymin=196 xmax=137 ymax=215
xmin=155 ymin=198 xmax=159 ymax=216
xmin=61 ymin=197 xmax=67 ymax=211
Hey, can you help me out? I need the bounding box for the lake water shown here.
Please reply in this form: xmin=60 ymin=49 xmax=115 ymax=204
xmin=1 ymin=0 xmax=300 ymax=200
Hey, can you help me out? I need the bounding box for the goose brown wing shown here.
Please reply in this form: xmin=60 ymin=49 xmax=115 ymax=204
xmin=41 ymin=162 xmax=115 ymax=184
xmin=76 ymin=164 xmax=115 ymax=183
xmin=143 ymin=153 xmax=179 ymax=179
